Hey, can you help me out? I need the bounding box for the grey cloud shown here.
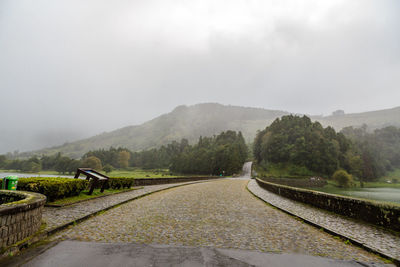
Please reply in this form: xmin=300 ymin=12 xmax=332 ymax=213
xmin=0 ymin=0 xmax=399 ymax=153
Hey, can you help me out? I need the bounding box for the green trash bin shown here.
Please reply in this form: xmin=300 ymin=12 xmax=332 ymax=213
xmin=2 ymin=176 xmax=18 ymax=190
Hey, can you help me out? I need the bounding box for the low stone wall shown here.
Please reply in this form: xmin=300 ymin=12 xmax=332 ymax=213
xmin=260 ymin=177 xmax=327 ymax=188
xmin=256 ymin=178 xmax=400 ymax=232
xmin=0 ymin=190 xmax=46 ymax=250
xmin=133 ymin=176 xmax=222 ymax=186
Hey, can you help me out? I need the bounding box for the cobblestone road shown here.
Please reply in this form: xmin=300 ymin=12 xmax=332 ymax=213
xmin=43 ymin=181 xmax=211 ymax=231
xmin=247 ymin=179 xmax=400 ymax=261
xmin=53 ymin=180 xmax=385 ymax=263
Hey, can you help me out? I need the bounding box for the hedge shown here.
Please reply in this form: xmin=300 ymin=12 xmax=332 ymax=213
xmin=15 ymin=177 xmax=88 ymax=202
xmin=105 ymin=178 xmax=135 ymax=189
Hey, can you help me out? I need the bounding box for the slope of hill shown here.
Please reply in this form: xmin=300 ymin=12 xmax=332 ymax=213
xmin=21 ymin=104 xmax=400 ymax=159
xmin=28 ymin=103 xmax=288 ymax=158
xmin=312 ymin=106 xmax=400 ymax=130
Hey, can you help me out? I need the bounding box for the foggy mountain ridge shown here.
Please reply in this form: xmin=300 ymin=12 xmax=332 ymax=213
xmin=15 ymin=103 xmax=400 ymax=159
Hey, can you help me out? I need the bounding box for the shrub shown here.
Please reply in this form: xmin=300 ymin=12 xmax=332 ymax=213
xmin=16 ymin=177 xmax=88 ymax=201
xmin=105 ymin=177 xmax=135 ymax=189
xmin=103 ymin=164 xmax=113 ymax=174
xmin=332 ymin=170 xmax=353 ymax=188
xmin=288 ymin=164 xmax=313 ymax=177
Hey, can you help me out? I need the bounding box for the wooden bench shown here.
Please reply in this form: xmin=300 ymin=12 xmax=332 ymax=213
xmin=74 ymin=168 xmax=109 ymax=195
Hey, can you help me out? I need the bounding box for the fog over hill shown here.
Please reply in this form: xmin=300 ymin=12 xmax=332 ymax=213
xmin=18 ymin=103 xmax=400 ymax=159
xmin=2 ymin=1 xmax=399 ymax=155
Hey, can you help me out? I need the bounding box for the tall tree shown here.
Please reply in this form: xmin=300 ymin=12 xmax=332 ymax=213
xmin=118 ymin=150 xmax=131 ymax=168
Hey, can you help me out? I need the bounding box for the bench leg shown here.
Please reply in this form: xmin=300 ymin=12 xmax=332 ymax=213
xmin=88 ymin=179 xmax=97 ymax=195
xmin=100 ymin=180 xmax=106 ymax=193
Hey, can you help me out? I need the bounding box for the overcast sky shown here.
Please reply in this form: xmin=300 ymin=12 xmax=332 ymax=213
xmin=0 ymin=0 xmax=399 ymax=153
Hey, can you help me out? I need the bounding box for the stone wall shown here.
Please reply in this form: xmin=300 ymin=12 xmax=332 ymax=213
xmin=256 ymin=178 xmax=400 ymax=232
xmin=133 ymin=176 xmax=222 ymax=186
xmin=0 ymin=190 xmax=46 ymax=250
xmin=0 ymin=193 xmax=25 ymax=205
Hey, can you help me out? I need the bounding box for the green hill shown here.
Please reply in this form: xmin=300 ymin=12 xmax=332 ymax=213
xmin=22 ymin=103 xmax=400 ymax=159
xmin=26 ymin=103 xmax=288 ymax=158
xmin=312 ymin=106 xmax=400 ymax=130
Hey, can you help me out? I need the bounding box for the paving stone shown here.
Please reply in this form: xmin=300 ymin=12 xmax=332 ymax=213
xmin=52 ymin=180 xmax=385 ymax=264
xmin=43 ymin=181 xmax=210 ymax=231
xmin=247 ymin=179 xmax=400 ymax=262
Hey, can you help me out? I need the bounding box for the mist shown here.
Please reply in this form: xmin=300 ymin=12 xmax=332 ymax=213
xmin=1 ymin=0 xmax=399 ymax=153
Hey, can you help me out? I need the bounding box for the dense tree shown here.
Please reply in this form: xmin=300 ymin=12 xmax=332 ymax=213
xmin=341 ymin=125 xmax=400 ymax=180
xmin=130 ymin=139 xmax=190 ymax=169
xmin=103 ymin=164 xmax=113 ymax=174
xmin=170 ymin=131 xmax=247 ymax=175
xmin=332 ymin=169 xmax=353 ymax=188
xmin=254 ymin=115 xmax=356 ymax=176
xmin=0 ymin=155 xmax=7 ymax=169
xmin=81 ymin=156 xmax=102 ymax=170
xmin=118 ymin=150 xmax=130 ymax=168
xmin=83 ymin=147 xmax=125 ymax=168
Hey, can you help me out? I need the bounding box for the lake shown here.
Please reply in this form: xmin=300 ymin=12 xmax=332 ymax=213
xmin=311 ymin=186 xmax=400 ymax=204
xmin=0 ymin=172 xmax=73 ymax=179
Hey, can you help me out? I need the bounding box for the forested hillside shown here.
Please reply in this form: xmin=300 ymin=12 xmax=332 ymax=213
xmin=13 ymin=104 xmax=400 ymax=159
xmin=254 ymin=115 xmax=400 ymax=180
xmin=21 ymin=103 xmax=287 ymax=158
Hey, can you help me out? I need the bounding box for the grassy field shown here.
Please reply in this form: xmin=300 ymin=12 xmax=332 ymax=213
xmin=47 ymin=188 xmax=141 ymax=206
xmin=106 ymin=169 xmax=182 ymax=178
xmin=380 ymin=168 xmax=400 ymax=181
xmin=254 ymin=163 xmax=314 ymax=179
xmin=0 ymin=168 xmax=183 ymax=178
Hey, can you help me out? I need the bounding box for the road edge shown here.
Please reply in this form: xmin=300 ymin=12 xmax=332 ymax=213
xmin=246 ymin=180 xmax=399 ymax=266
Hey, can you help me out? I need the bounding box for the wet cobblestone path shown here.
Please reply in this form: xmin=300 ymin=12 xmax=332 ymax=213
xmin=247 ymin=179 xmax=400 ymax=262
xmin=43 ymin=181 xmax=209 ymax=231
xmin=52 ymin=179 xmax=385 ymax=263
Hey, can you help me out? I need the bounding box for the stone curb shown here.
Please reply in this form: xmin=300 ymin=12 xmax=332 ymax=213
xmin=0 ymin=179 xmax=223 ymax=261
xmin=246 ymin=181 xmax=400 ymax=266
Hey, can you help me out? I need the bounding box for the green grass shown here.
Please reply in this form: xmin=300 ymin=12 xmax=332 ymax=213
xmin=107 ymin=168 xmax=182 ymax=178
xmin=380 ymin=168 xmax=400 ymax=181
xmin=254 ymin=163 xmax=314 ymax=179
xmin=47 ymin=188 xmax=140 ymax=206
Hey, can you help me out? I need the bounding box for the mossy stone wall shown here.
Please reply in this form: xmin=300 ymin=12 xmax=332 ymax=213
xmin=256 ymin=178 xmax=400 ymax=232
xmin=0 ymin=190 xmax=46 ymax=250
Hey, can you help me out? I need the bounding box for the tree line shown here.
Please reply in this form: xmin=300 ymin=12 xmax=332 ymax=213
xmin=341 ymin=125 xmax=400 ymax=180
xmin=2 ymin=115 xmax=398 ymax=180
xmin=0 ymin=131 xmax=248 ymax=176
xmin=253 ymin=115 xmax=400 ymax=181
xmin=170 ymin=131 xmax=248 ymax=175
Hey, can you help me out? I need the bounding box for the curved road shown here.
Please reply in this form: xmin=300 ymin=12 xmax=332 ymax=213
xmin=48 ymin=179 xmax=383 ymax=264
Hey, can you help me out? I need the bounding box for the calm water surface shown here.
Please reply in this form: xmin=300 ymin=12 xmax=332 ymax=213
xmin=0 ymin=172 xmax=73 ymax=178
xmin=314 ymin=187 xmax=400 ymax=204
